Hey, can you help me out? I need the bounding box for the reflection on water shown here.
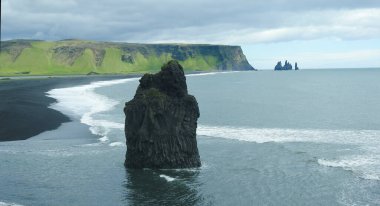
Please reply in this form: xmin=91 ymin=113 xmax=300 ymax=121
xmin=123 ymin=168 xmax=209 ymax=205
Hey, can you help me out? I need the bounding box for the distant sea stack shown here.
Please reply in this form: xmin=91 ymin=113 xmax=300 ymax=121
xmin=124 ymin=60 xmax=201 ymax=169
xmin=274 ymin=60 xmax=299 ymax=71
xmin=295 ymin=62 xmax=299 ymax=70
xmin=0 ymin=39 xmax=255 ymax=76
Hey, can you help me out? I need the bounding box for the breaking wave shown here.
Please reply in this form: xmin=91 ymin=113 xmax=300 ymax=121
xmin=46 ymin=72 xmax=228 ymax=145
xmin=47 ymin=78 xmax=137 ymax=144
xmin=198 ymin=125 xmax=380 ymax=181
xmin=46 ymin=75 xmax=380 ymax=181
xmin=0 ymin=201 xmax=24 ymax=206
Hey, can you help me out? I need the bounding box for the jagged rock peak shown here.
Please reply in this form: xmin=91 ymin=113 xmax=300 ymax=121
xmin=137 ymin=60 xmax=188 ymax=98
xmin=274 ymin=60 xmax=295 ymax=70
xmin=275 ymin=61 xmax=283 ymax=70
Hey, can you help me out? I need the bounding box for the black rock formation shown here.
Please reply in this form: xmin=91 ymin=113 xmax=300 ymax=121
xmin=283 ymin=60 xmax=292 ymax=70
xmin=124 ymin=60 xmax=201 ymax=169
xmin=274 ymin=60 xmax=294 ymax=70
xmin=274 ymin=61 xmax=283 ymax=70
xmin=295 ymin=62 xmax=299 ymax=70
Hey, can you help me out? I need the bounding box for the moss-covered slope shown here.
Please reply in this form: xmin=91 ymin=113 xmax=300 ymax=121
xmin=0 ymin=39 xmax=254 ymax=76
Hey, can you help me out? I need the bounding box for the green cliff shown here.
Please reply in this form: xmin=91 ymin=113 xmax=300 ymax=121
xmin=0 ymin=40 xmax=254 ymax=76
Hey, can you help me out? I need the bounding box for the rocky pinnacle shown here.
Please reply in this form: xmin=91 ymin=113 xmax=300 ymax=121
xmin=124 ymin=60 xmax=201 ymax=169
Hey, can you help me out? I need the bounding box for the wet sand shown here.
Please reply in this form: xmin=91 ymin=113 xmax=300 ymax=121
xmin=0 ymin=76 xmax=129 ymax=141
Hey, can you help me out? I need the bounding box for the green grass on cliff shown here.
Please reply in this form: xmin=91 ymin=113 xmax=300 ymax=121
xmin=0 ymin=40 xmax=250 ymax=76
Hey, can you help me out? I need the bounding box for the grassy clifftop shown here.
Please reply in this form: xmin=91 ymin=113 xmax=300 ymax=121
xmin=0 ymin=39 xmax=254 ymax=76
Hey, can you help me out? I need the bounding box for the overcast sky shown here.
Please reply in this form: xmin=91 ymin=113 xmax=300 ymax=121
xmin=2 ymin=0 xmax=380 ymax=69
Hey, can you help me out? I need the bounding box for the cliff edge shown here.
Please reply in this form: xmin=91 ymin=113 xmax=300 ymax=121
xmin=0 ymin=40 xmax=255 ymax=76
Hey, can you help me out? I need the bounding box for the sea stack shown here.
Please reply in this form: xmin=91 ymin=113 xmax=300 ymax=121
xmin=124 ymin=60 xmax=201 ymax=169
xmin=295 ymin=62 xmax=299 ymax=70
xmin=274 ymin=60 xmax=294 ymax=70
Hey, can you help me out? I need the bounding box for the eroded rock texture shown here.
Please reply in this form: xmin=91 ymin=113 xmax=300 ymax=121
xmin=124 ymin=60 xmax=201 ymax=169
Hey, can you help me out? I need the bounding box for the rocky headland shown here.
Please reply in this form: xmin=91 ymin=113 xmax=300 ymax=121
xmin=124 ymin=60 xmax=201 ymax=169
xmin=0 ymin=39 xmax=255 ymax=76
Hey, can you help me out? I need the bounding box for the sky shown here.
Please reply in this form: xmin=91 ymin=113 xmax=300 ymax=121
xmin=1 ymin=0 xmax=380 ymax=69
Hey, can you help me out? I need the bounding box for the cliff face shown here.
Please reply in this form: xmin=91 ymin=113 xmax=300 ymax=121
xmin=0 ymin=40 xmax=254 ymax=76
xmin=124 ymin=60 xmax=201 ymax=169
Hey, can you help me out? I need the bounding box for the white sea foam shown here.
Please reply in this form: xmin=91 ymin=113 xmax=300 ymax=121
xmin=197 ymin=125 xmax=380 ymax=145
xmin=47 ymin=78 xmax=138 ymax=143
xmin=186 ymin=72 xmax=218 ymax=77
xmin=0 ymin=201 xmax=24 ymax=206
xmin=109 ymin=142 xmax=125 ymax=147
xmin=186 ymin=71 xmax=240 ymax=77
xmin=46 ymin=76 xmax=380 ymax=181
xmin=99 ymin=136 xmax=109 ymax=142
xmin=159 ymin=174 xmax=176 ymax=182
xmin=198 ymin=125 xmax=380 ymax=181
xmin=45 ymin=73 xmax=232 ymax=144
xmin=318 ymin=157 xmax=375 ymax=168
xmin=318 ymin=157 xmax=380 ymax=181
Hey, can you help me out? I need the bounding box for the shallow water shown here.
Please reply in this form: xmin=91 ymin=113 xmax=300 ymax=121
xmin=1 ymin=69 xmax=380 ymax=205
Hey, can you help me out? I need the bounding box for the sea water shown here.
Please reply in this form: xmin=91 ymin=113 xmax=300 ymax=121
xmin=1 ymin=69 xmax=380 ymax=205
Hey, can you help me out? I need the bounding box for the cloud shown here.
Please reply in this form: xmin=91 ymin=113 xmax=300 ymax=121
xmin=2 ymin=0 xmax=380 ymax=44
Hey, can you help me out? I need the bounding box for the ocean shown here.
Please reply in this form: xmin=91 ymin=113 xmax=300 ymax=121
xmin=1 ymin=69 xmax=380 ymax=205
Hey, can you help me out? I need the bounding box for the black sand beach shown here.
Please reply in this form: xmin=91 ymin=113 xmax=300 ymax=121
xmin=0 ymin=76 xmax=128 ymax=142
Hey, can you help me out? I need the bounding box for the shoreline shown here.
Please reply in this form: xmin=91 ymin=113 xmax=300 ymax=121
xmin=0 ymin=75 xmax=130 ymax=142
xmin=0 ymin=69 xmax=252 ymax=79
xmin=0 ymin=70 xmax=242 ymax=142
xmin=0 ymin=73 xmax=143 ymax=80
